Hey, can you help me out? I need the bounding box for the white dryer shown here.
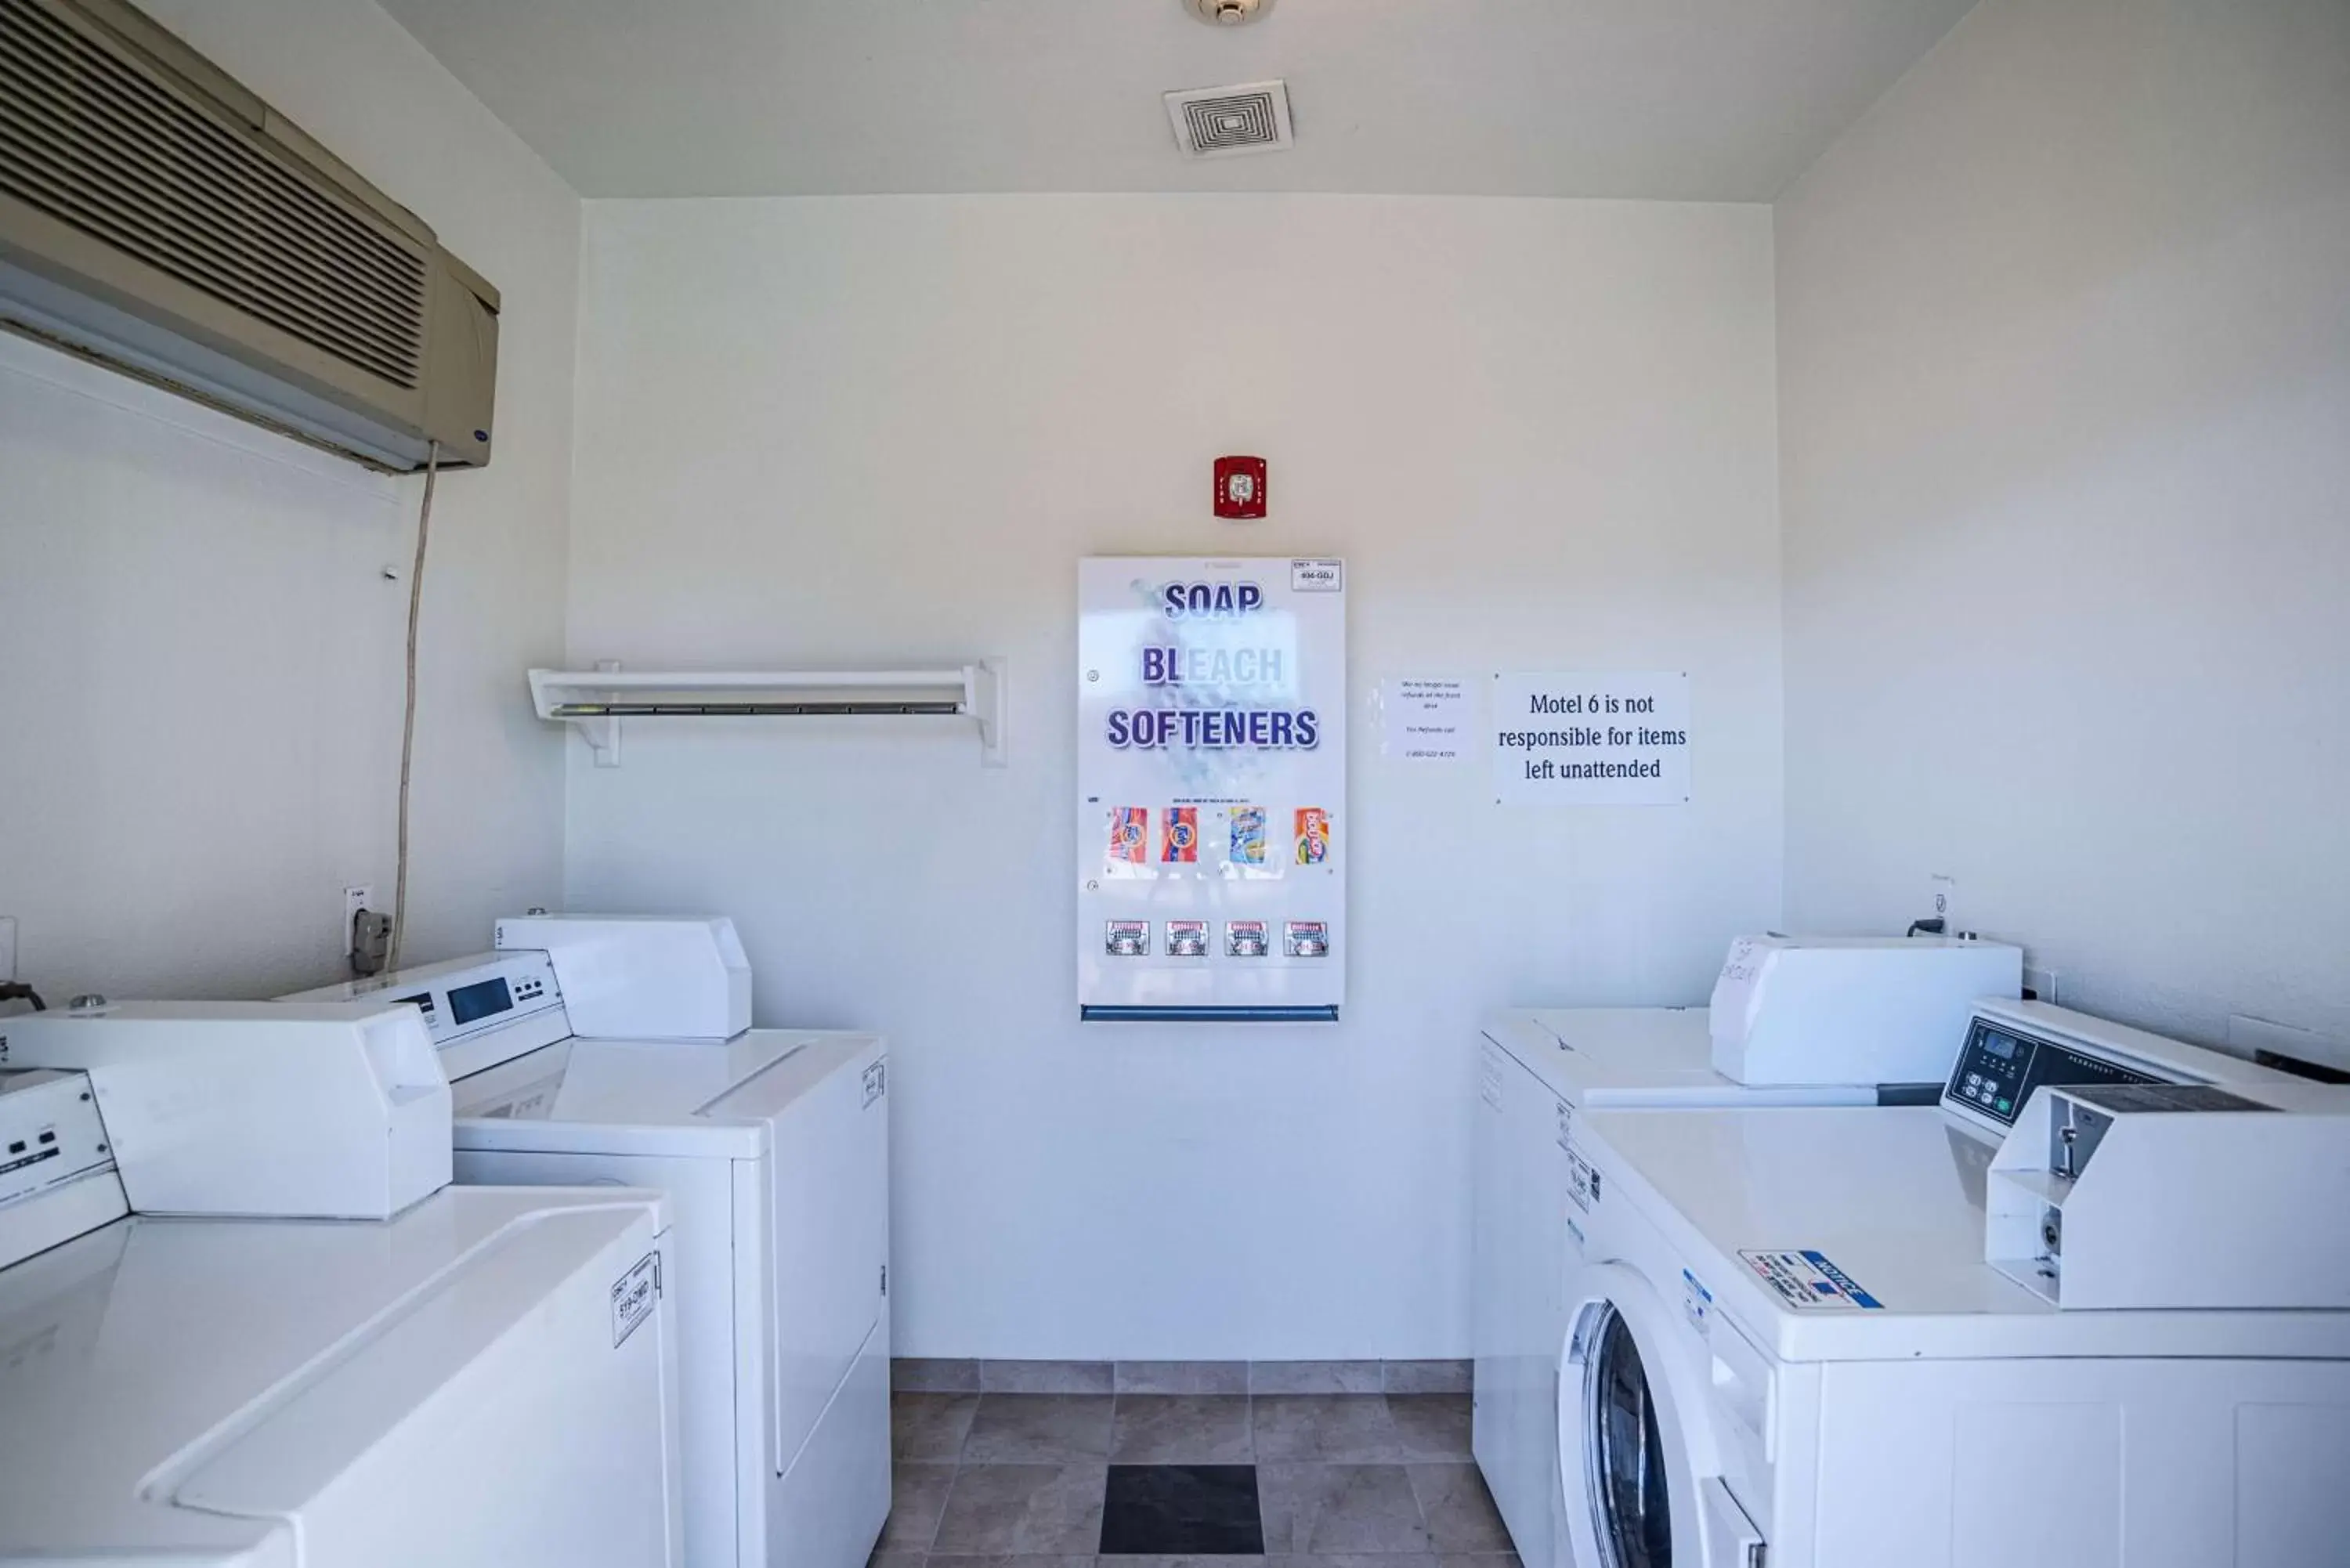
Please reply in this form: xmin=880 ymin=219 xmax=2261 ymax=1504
xmin=286 ymin=916 xmax=890 ymax=1568
xmin=0 ymin=1007 xmax=684 ymax=1568
xmin=1556 ymin=1000 xmax=2348 ymax=1568
xmin=1475 ymin=937 xmax=2020 ymax=1568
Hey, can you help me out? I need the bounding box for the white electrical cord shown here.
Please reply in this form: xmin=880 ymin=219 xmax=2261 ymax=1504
xmin=387 ymin=442 xmax=439 ymax=974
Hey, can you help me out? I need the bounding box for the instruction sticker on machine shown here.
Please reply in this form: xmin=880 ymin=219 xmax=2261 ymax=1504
xmin=1564 ymin=1143 xmax=1601 ymax=1212
xmin=611 ymin=1252 xmax=661 ymax=1346
xmin=1739 ymin=1249 xmax=1885 ymax=1311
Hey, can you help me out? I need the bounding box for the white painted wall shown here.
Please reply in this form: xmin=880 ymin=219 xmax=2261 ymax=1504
xmin=1777 ymin=0 xmax=2350 ymax=1050
xmin=563 ymin=196 xmax=1782 ymax=1357
xmin=0 ymin=0 xmax=580 ymax=1000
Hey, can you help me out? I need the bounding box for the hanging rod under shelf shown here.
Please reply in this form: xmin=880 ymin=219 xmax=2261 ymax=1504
xmin=529 ymin=661 xmax=1005 ymax=768
xmin=545 ymin=701 xmax=966 ymax=718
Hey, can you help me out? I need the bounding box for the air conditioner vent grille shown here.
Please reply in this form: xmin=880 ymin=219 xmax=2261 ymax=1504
xmin=0 ymin=0 xmax=428 ymax=389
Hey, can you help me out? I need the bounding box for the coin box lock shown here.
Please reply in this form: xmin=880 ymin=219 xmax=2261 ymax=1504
xmin=1285 ymin=920 xmax=1330 ymax=958
xmin=1104 ymin=920 xmax=1150 ymax=957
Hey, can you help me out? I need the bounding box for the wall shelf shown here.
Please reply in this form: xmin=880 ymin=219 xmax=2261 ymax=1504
xmin=529 ymin=660 xmax=1006 ymax=768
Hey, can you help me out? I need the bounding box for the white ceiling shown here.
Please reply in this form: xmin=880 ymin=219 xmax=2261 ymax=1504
xmin=378 ymin=0 xmax=1979 ymax=202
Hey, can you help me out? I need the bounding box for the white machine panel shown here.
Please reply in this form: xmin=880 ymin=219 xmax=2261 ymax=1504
xmin=1987 ymin=1079 xmax=2350 ymax=1309
xmin=286 ymin=950 xmax=571 ymax=1078
xmin=1709 ymin=934 xmax=2021 ymax=1085
xmin=495 ymin=915 xmax=751 ymax=1040
xmin=287 ymin=951 xmax=573 ymax=1081
xmin=0 ymin=1069 xmax=126 ymax=1273
xmin=0 ymin=1069 xmax=110 ymax=1209
xmin=0 ymin=1002 xmax=450 ymax=1219
xmin=1076 ymin=556 xmax=1347 ymax=1022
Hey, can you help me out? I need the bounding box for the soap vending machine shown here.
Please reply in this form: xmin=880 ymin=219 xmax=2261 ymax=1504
xmin=1076 ymin=557 xmax=1347 ymax=1022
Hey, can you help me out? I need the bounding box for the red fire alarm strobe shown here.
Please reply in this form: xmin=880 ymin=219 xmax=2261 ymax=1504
xmin=1214 ymin=455 xmax=1268 ymax=520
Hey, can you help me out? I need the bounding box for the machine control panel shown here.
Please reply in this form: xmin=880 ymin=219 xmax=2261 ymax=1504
xmin=0 ymin=1069 xmax=114 ymax=1208
xmin=1943 ymin=1016 xmax=2160 ymax=1127
xmin=387 ymin=954 xmax=562 ymax=1047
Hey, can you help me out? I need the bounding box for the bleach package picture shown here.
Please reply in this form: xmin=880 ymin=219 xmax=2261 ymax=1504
xmin=1077 ymin=556 xmax=1347 ymax=1022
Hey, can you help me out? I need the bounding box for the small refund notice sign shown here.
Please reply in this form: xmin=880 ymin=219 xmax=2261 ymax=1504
xmin=1493 ymin=671 xmax=1690 ymax=805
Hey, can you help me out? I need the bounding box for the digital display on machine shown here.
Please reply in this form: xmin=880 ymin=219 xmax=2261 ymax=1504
xmin=1946 ymin=1017 xmax=2161 ymax=1126
xmin=446 ymin=976 xmax=515 ymax=1028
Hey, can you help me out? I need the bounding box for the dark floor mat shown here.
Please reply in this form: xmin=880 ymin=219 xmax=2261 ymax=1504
xmin=1099 ymin=1464 xmax=1265 ymax=1555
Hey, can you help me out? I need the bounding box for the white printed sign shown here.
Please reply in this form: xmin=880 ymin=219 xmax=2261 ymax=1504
xmin=1076 ymin=558 xmax=1347 ymax=1020
xmin=1493 ymin=671 xmax=1691 ymax=805
xmin=1380 ymin=677 xmax=1473 ymax=761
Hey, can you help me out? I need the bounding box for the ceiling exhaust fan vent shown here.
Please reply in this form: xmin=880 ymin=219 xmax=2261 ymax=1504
xmin=1165 ymin=81 xmax=1293 ymax=159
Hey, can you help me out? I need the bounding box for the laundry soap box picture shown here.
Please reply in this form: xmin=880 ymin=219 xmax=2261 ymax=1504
xmin=1162 ymin=807 xmax=1199 ymax=862
xmin=1076 ymin=555 xmax=1347 ymax=1021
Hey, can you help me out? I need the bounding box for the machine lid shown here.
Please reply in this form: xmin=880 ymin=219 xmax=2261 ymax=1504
xmin=1578 ymin=1104 xmax=2350 ymax=1363
xmin=1484 ymin=1007 xmax=1882 ymax=1108
xmin=448 ymin=1028 xmax=881 ymax=1158
xmin=0 ymin=1186 xmax=660 ymax=1559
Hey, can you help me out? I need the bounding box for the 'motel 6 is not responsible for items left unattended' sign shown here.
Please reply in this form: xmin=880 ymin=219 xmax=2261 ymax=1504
xmin=1076 ymin=558 xmax=1347 ymax=1022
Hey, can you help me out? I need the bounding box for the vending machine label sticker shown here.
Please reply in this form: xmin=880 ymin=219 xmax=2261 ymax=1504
xmin=1104 ymin=920 xmax=1150 ymax=956
xmin=1284 ymin=919 xmax=1330 ymax=956
xmin=1228 ymin=806 xmax=1269 ymax=867
xmin=1106 ymin=807 xmax=1148 ymax=867
xmin=1166 ymin=919 xmax=1209 ymax=956
xmin=1738 ymin=1249 xmax=1885 ymax=1311
xmin=1555 ymin=1099 xmax=1574 ymax=1152
xmin=1227 ymin=920 xmax=1269 ymax=957
xmin=1162 ymin=807 xmax=1199 ymax=862
xmin=1294 ymin=807 xmax=1332 ymax=865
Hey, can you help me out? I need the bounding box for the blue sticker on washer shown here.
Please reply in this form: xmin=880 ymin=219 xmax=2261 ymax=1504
xmin=1738 ymin=1248 xmax=1885 ymax=1311
xmin=1680 ymin=1266 xmax=1713 ymax=1337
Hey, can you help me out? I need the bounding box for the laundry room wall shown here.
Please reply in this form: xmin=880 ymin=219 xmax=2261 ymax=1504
xmin=1775 ymin=0 xmax=2350 ymax=1054
xmin=561 ymin=195 xmax=1784 ymax=1359
xmin=0 ymin=0 xmax=580 ymax=1001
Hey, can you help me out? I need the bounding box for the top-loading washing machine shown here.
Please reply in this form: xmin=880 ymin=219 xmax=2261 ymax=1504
xmin=284 ymin=915 xmax=889 ymax=1568
xmin=1474 ymin=936 xmax=2021 ymax=1568
xmin=0 ymin=1002 xmax=684 ymax=1568
xmin=1556 ymin=999 xmax=2345 ymax=1568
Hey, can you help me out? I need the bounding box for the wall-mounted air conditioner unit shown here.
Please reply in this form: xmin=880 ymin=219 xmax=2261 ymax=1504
xmin=0 ymin=0 xmax=498 ymax=471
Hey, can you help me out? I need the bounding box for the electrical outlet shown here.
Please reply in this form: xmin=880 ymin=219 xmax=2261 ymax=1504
xmin=1927 ymin=873 xmax=1957 ymax=930
xmin=0 ymin=916 xmax=14 ymax=983
xmin=342 ymin=886 xmax=375 ymax=956
xmin=2023 ymin=966 xmax=2060 ymax=1006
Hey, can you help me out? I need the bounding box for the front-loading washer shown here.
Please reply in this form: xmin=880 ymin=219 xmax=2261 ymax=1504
xmin=1555 ymin=1001 xmax=2345 ymax=1567
xmin=1474 ymin=937 xmax=2020 ymax=1568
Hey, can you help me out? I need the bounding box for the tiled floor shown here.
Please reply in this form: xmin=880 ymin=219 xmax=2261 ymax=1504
xmin=876 ymin=1389 xmax=1519 ymax=1568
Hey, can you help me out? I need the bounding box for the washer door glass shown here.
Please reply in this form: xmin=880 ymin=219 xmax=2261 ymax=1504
xmin=1587 ymin=1305 xmax=1672 ymax=1568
